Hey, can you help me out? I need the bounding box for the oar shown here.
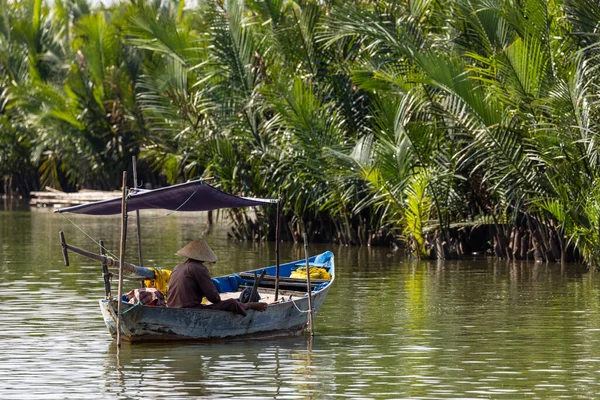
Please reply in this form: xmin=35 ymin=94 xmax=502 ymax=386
xmin=58 ymin=232 xmax=155 ymax=278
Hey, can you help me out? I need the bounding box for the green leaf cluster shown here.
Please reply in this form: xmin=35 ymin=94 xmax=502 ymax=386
xmin=3 ymin=0 xmax=600 ymax=263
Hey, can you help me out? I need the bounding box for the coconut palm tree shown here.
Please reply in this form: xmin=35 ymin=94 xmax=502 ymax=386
xmin=6 ymin=0 xmax=600 ymax=265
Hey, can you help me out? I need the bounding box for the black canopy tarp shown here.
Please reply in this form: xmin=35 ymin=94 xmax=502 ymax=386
xmin=55 ymin=180 xmax=277 ymax=215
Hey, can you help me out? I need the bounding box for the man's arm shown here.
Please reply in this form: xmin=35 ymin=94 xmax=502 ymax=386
xmin=196 ymin=266 xmax=222 ymax=304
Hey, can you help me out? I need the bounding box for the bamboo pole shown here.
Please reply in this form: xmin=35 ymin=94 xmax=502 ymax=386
xmin=303 ymin=232 xmax=314 ymax=336
xmin=116 ymin=171 xmax=128 ymax=347
xmin=132 ymin=156 xmax=144 ymax=270
xmin=274 ymin=194 xmax=281 ymax=302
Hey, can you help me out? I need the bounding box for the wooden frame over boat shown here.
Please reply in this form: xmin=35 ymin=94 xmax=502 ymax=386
xmin=56 ymin=174 xmax=334 ymax=344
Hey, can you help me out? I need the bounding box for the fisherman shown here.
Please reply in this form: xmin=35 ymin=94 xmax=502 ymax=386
xmin=167 ymin=238 xmax=268 ymax=316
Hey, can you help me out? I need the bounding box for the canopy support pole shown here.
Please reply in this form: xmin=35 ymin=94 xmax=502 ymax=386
xmin=117 ymin=171 xmax=128 ymax=347
xmin=132 ymin=156 xmax=144 ymax=271
xmin=303 ymin=232 xmax=314 ymax=336
xmin=274 ymin=194 xmax=281 ymax=301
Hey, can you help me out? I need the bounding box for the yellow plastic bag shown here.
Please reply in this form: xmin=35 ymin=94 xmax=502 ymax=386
xmin=144 ymin=267 xmax=172 ymax=296
xmin=290 ymin=267 xmax=331 ymax=280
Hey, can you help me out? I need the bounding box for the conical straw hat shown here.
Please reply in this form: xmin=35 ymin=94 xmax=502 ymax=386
xmin=176 ymin=238 xmax=218 ymax=263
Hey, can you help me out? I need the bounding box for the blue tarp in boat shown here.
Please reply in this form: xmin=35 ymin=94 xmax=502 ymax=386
xmin=55 ymin=180 xmax=277 ymax=215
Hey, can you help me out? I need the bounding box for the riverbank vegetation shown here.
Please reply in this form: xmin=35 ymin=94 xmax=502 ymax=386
xmin=2 ymin=0 xmax=600 ymax=265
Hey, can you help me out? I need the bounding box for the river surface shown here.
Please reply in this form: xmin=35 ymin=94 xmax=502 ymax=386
xmin=2 ymin=202 xmax=600 ymax=399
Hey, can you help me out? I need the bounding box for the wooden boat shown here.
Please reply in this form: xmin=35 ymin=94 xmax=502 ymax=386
xmin=98 ymin=253 xmax=334 ymax=343
xmin=56 ymin=176 xmax=334 ymax=343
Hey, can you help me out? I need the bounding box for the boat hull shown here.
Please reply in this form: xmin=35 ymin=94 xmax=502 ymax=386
xmin=99 ymin=285 xmax=331 ymax=343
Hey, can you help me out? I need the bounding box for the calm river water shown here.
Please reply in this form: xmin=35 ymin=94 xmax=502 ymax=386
xmin=2 ymin=202 xmax=600 ymax=399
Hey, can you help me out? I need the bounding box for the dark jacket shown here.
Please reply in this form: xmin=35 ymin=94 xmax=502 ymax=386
xmin=167 ymin=259 xmax=221 ymax=308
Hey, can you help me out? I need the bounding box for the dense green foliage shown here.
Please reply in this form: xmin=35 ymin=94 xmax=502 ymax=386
xmin=2 ymin=0 xmax=600 ymax=264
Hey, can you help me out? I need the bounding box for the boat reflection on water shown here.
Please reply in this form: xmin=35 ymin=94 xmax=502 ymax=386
xmin=102 ymin=335 xmax=332 ymax=398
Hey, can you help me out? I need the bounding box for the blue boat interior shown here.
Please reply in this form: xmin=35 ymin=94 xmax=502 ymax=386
xmin=211 ymin=251 xmax=334 ymax=294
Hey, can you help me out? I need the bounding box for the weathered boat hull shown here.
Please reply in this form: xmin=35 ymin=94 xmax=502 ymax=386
xmin=99 ymin=285 xmax=331 ymax=343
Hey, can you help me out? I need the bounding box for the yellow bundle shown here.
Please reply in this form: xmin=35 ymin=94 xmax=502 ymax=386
xmin=290 ymin=267 xmax=331 ymax=280
xmin=144 ymin=267 xmax=172 ymax=296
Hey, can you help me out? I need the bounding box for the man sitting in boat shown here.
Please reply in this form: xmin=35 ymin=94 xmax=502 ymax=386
xmin=167 ymin=238 xmax=268 ymax=316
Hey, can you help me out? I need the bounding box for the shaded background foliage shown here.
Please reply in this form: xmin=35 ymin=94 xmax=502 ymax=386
xmin=3 ymin=0 xmax=600 ymax=265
